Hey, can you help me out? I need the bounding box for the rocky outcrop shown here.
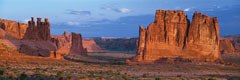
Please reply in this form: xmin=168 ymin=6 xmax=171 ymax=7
xmin=51 ymin=32 xmax=71 ymax=49
xmin=129 ymin=10 xmax=221 ymax=64
xmin=83 ymin=39 xmax=105 ymax=52
xmin=51 ymin=32 xmax=72 ymax=54
xmin=220 ymin=39 xmax=236 ymax=54
xmin=70 ymin=32 xmax=87 ymax=55
xmin=0 ymin=19 xmax=28 ymax=39
xmin=24 ymin=17 xmax=50 ymax=40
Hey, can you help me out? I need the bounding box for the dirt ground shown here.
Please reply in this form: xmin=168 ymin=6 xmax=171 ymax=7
xmin=0 ymin=53 xmax=239 ymax=80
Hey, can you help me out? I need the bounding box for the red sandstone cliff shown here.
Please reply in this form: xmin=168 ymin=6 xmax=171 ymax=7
xmin=220 ymin=39 xmax=236 ymax=54
xmin=0 ymin=19 xmax=28 ymax=39
xmin=129 ymin=10 xmax=221 ymax=64
xmin=183 ymin=12 xmax=220 ymax=61
xmin=82 ymin=39 xmax=105 ymax=52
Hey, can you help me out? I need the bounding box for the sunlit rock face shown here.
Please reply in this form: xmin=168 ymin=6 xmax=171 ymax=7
xmin=0 ymin=28 xmax=5 ymax=39
xmin=70 ymin=32 xmax=87 ymax=55
xmin=0 ymin=17 xmax=56 ymax=57
xmin=220 ymin=39 xmax=236 ymax=54
xmin=129 ymin=10 xmax=221 ymax=64
xmin=0 ymin=19 xmax=28 ymax=39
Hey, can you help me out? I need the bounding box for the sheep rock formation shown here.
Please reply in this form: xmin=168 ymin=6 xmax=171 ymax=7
xmin=220 ymin=39 xmax=236 ymax=54
xmin=70 ymin=32 xmax=87 ymax=55
xmin=128 ymin=10 xmax=221 ymax=64
xmin=24 ymin=17 xmax=50 ymax=40
xmin=51 ymin=32 xmax=72 ymax=54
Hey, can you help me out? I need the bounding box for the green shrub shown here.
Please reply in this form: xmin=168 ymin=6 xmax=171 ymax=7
xmin=0 ymin=70 xmax=4 ymax=75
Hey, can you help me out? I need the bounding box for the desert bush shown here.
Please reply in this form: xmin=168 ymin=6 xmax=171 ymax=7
xmin=56 ymin=71 xmax=64 ymax=79
xmin=142 ymin=73 xmax=149 ymax=78
xmin=19 ymin=72 xmax=28 ymax=80
xmin=155 ymin=77 xmax=160 ymax=80
xmin=0 ymin=70 xmax=4 ymax=75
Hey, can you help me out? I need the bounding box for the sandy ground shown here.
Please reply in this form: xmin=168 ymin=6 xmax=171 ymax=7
xmin=0 ymin=52 xmax=239 ymax=80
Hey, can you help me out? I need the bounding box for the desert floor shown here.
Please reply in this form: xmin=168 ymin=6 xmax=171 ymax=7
xmin=0 ymin=52 xmax=239 ymax=80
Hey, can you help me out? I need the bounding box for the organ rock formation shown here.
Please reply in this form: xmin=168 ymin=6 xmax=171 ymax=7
xmin=128 ymin=10 xmax=221 ymax=64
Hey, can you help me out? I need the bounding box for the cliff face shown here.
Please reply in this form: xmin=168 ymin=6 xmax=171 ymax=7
xmin=183 ymin=12 xmax=220 ymax=61
xmin=0 ymin=19 xmax=28 ymax=39
xmin=70 ymin=32 xmax=87 ymax=55
xmin=130 ymin=10 xmax=221 ymax=63
xmin=220 ymin=39 xmax=236 ymax=54
xmin=82 ymin=39 xmax=105 ymax=52
xmin=24 ymin=17 xmax=50 ymax=40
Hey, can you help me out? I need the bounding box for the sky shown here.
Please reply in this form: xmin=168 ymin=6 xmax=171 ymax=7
xmin=0 ymin=0 xmax=240 ymax=37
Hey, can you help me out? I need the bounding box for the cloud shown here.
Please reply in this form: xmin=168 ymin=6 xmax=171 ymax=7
xmin=184 ymin=8 xmax=191 ymax=12
xmin=102 ymin=7 xmax=131 ymax=13
xmin=66 ymin=21 xmax=80 ymax=26
xmin=66 ymin=9 xmax=91 ymax=16
xmin=114 ymin=8 xmax=131 ymax=13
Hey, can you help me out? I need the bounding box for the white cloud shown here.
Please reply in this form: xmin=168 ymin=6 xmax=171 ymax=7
xmin=184 ymin=8 xmax=191 ymax=12
xmin=102 ymin=7 xmax=131 ymax=13
xmin=117 ymin=8 xmax=131 ymax=13
xmin=67 ymin=21 xmax=80 ymax=26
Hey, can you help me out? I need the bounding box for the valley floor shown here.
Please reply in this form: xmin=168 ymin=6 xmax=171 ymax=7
xmin=0 ymin=53 xmax=239 ymax=80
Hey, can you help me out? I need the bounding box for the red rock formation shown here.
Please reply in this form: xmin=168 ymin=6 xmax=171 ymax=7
xmin=183 ymin=12 xmax=220 ymax=61
xmin=70 ymin=32 xmax=87 ymax=55
xmin=82 ymin=39 xmax=105 ymax=52
xmin=129 ymin=10 xmax=221 ymax=64
xmin=220 ymin=39 xmax=235 ymax=54
xmin=51 ymin=32 xmax=72 ymax=54
xmin=24 ymin=17 xmax=50 ymax=40
xmin=0 ymin=19 xmax=28 ymax=39
xmin=0 ymin=28 xmax=5 ymax=39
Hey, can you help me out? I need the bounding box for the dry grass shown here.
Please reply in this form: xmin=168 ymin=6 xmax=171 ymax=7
xmin=0 ymin=53 xmax=239 ymax=80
